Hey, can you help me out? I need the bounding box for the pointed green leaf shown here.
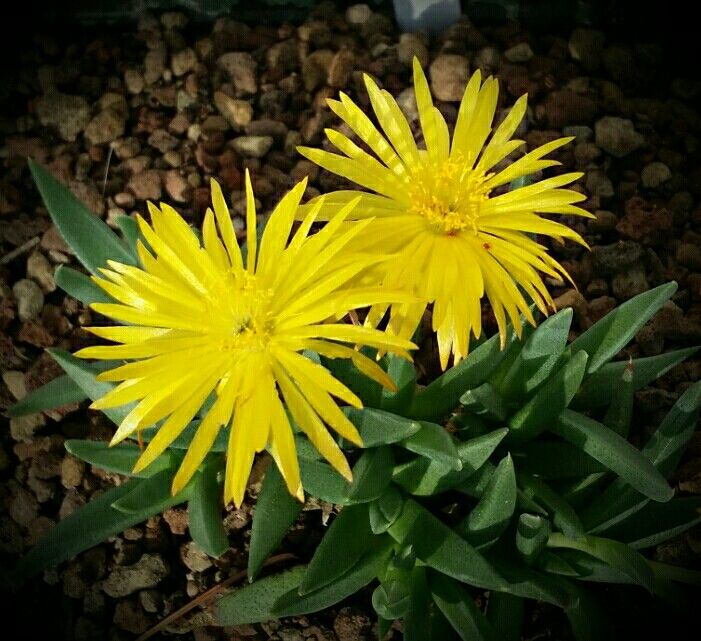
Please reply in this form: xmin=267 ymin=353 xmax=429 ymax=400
xmin=602 ymin=360 xmax=635 ymax=436
xmin=460 ymin=382 xmax=510 ymax=422
xmin=460 ymin=454 xmax=516 ymax=548
xmin=393 ymin=429 xmax=507 ymax=496
xmin=189 ymin=463 xmax=229 ymax=559
xmin=518 ymin=473 xmax=584 ymax=537
xmin=508 ymin=350 xmax=588 ymax=442
xmin=496 ymin=308 xmax=572 ymax=399
xmin=111 ymin=467 xmax=189 ymax=513
xmin=346 ymin=447 xmax=394 ymax=502
xmin=55 ymin=265 xmax=114 ymax=305
xmin=553 ymin=410 xmax=673 ymax=503
xmin=372 ymin=578 xmax=412 ymax=620
xmin=547 ymin=533 xmax=654 ymax=592
xmin=65 ymin=439 xmax=169 ymax=477
xmin=408 ymin=329 xmax=515 ymax=422
xmin=369 ymin=486 xmax=404 ymax=534
xmin=573 ymin=347 xmax=698 ymax=409
xmin=430 ymin=572 xmax=498 ymax=641
xmin=248 ymin=463 xmax=302 ymax=579
xmin=380 ymin=354 xmax=416 ymax=413
xmin=514 ymin=440 xmax=605 ymax=479
xmin=404 ymin=567 xmax=459 ymax=641
xmin=12 ymin=478 xmax=160 ymax=581
xmin=515 ymin=513 xmax=551 ymax=563
xmin=567 ymin=282 xmax=677 ymax=373
xmin=300 ymin=503 xmax=372 ymax=595
xmin=272 ymin=539 xmax=393 ymax=618
xmin=29 ymin=159 xmax=135 ymax=274
xmin=344 ymin=407 xmax=422 ymax=446
xmin=399 ymin=422 xmax=462 ymax=471
xmin=8 ymin=374 xmax=86 ymax=417
xmin=299 ymin=458 xmax=351 ymax=505
xmin=113 ymin=214 xmax=141 ymax=259
xmin=321 ymin=347 xmax=382 ymax=407
xmin=386 ymin=498 xmax=503 ymax=590
xmin=599 ymin=497 xmax=701 ymax=550
xmin=216 ymin=565 xmax=307 ymax=625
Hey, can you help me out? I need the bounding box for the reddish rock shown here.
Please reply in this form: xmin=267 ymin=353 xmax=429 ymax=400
xmin=616 ymin=197 xmax=672 ymax=245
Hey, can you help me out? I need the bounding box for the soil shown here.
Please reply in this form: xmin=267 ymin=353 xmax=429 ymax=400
xmin=1 ymin=3 xmax=700 ymax=640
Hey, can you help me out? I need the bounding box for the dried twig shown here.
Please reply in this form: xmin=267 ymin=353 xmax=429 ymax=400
xmin=0 ymin=236 xmax=40 ymax=265
xmin=135 ymin=552 xmax=298 ymax=641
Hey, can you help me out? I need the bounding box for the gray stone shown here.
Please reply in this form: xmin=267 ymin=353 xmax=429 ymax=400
xmin=346 ymin=4 xmax=372 ymax=25
xmin=595 ymin=117 xmax=644 ymax=158
xmin=504 ymin=42 xmax=533 ymax=63
xmin=641 ymin=161 xmax=671 ymax=189
xmin=232 ymin=135 xmax=274 ymax=158
xmin=218 ymin=52 xmax=257 ymax=95
xmin=171 ymin=47 xmax=197 ymax=76
xmin=101 ymin=553 xmax=168 ymax=597
xmin=611 ymin=267 xmax=649 ymax=300
xmin=397 ymin=33 xmax=428 ymax=67
xmin=214 ymin=91 xmax=252 ymax=129
xmin=27 ymin=251 xmax=56 ymax=293
xmin=35 ymin=93 xmax=90 ymax=142
xmin=591 ymin=241 xmax=644 ymax=275
xmin=180 ymin=541 xmax=213 ymax=572
xmin=13 ymin=278 xmax=44 ymax=321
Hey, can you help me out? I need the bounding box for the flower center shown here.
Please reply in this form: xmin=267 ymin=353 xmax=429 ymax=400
xmin=210 ymin=272 xmax=274 ymax=352
xmin=407 ymin=155 xmax=491 ymax=235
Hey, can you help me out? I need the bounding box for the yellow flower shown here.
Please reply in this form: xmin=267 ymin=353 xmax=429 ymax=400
xmin=75 ymin=173 xmax=415 ymax=507
xmin=298 ymin=58 xmax=592 ymax=369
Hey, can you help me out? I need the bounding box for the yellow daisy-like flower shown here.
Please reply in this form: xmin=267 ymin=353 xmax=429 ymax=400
xmin=75 ymin=173 xmax=415 ymax=506
xmin=298 ymin=58 xmax=593 ymax=369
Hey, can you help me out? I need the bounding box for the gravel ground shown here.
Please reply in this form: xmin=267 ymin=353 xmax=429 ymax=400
xmin=1 ymin=3 xmax=700 ymax=640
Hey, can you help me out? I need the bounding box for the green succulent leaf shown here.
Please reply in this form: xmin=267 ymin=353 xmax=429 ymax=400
xmin=602 ymin=360 xmax=635 ymax=436
xmin=553 ymin=410 xmax=673 ymax=503
xmin=460 ymin=454 xmax=516 ymax=548
xmin=380 ymin=354 xmax=417 ymax=414
xmin=408 ymin=328 xmax=515 ymax=422
xmin=546 ymin=533 xmax=654 ymax=593
xmin=55 ymin=265 xmax=114 ymax=306
xmin=299 ymin=503 xmax=373 ymax=595
xmin=8 ymin=374 xmax=86 ymax=417
xmin=248 ymin=463 xmax=303 ymax=580
xmin=12 ymin=478 xmax=165 ymax=581
xmin=517 ymin=473 xmax=584 ymax=537
xmin=566 ymin=282 xmax=677 ymax=374
xmin=216 ymin=565 xmax=307 ymax=625
xmin=486 ymin=592 xmax=524 ymax=641
xmin=272 ymin=539 xmax=394 ymax=618
xmin=563 ymin=585 xmax=613 ymax=641
xmin=346 ymin=447 xmax=394 ymax=502
xmin=386 ymin=498 xmax=502 ymax=590
xmin=404 ymin=567 xmax=459 ymax=641
xmin=573 ymin=347 xmax=698 ymax=409
xmin=372 ymin=578 xmax=412 ymax=620
xmin=188 ymin=462 xmax=229 ymax=559
xmin=344 ymin=407 xmax=422 ymax=446
xmin=399 ymin=421 xmax=462 ymax=470
xmin=515 ymin=513 xmax=551 ymax=563
xmin=496 ymin=308 xmax=572 ymax=399
xmin=598 ymin=497 xmax=701 ymax=550
xmin=299 ymin=458 xmax=351 ymax=504
xmin=369 ymin=486 xmax=404 ymax=534
xmin=508 ymin=350 xmax=588 ymax=443
xmin=514 ymin=441 xmax=605 ymax=479
xmin=321 ymin=348 xmax=383 ymax=407
xmin=429 ymin=572 xmax=498 ymax=641
xmin=29 ymin=158 xmax=135 ymax=274
xmin=65 ymin=439 xmax=170 ymax=477
xmin=460 ymin=383 xmax=510 ymax=422
xmin=393 ymin=428 xmax=507 ymax=496
xmin=111 ymin=467 xmax=189 ymax=514
xmin=113 ymin=213 xmax=141 ymax=259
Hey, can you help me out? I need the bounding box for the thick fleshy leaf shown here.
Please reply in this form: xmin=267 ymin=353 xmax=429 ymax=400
xmin=599 ymin=497 xmax=701 ymax=550
xmin=321 ymin=349 xmax=383 ymax=407
xmin=346 ymin=447 xmax=394 ymax=502
xmin=546 ymin=533 xmax=654 ymax=592
xmin=113 ymin=214 xmax=141 ymax=258
xmin=272 ymin=539 xmax=393 ymax=617
xmin=566 ymin=282 xmax=677 ymax=373
xmin=393 ymin=429 xmax=507 ymax=496
xmin=508 ymin=350 xmax=588 ymax=442
xmin=13 ymin=479 xmax=162 ymax=581
xmin=553 ymin=410 xmax=673 ymax=503
xmin=111 ymin=467 xmax=190 ymax=513
xmin=380 ymin=354 xmax=417 ymax=413
xmin=496 ymin=308 xmax=572 ymax=399
xmin=299 ymin=458 xmax=351 ymax=504
xmin=372 ymin=578 xmax=411 ymax=620
xmin=344 ymin=407 xmax=421 ymax=446
xmin=518 ymin=473 xmax=584 ymax=537
xmin=8 ymin=375 xmax=86 ymax=417
xmin=189 ymin=462 xmax=229 ymax=558
xmin=29 ymin=159 xmax=135 ymax=274
xmin=408 ymin=329 xmax=515 ymax=422
xmin=486 ymin=592 xmax=524 ymax=641
xmin=216 ymin=565 xmax=307 ymax=625
xmin=369 ymin=486 xmax=404 ymax=534
xmin=300 ymin=503 xmax=373 ymax=594
xmin=460 ymin=454 xmax=516 ymax=548
xmin=55 ymin=265 xmax=115 ymax=305
xmin=460 ymin=383 xmax=510 ymax=422
xmin=386 ymin=498 xmax=503 ymax=590
xmin=430 ymin=572 xmax=498 ymax=641
xmin=398 ymin=422 xmax=462 ymax=470
xmin=65 ymin=439 xmax=170 ymax=477
xmin=573 ymin=347 xmax=698 ymax=409
xmin=514 ymin=440 xmax=605 ymax=479
xmin=404 ymin=567 xmax=459 ymax=641
xmin=515 ymin=513 xmax=551 ymax=563
xmin=602 ymin=360 xmax=634 ymax=436
xmin=249 ymin=463 xmax=303 ymax=580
